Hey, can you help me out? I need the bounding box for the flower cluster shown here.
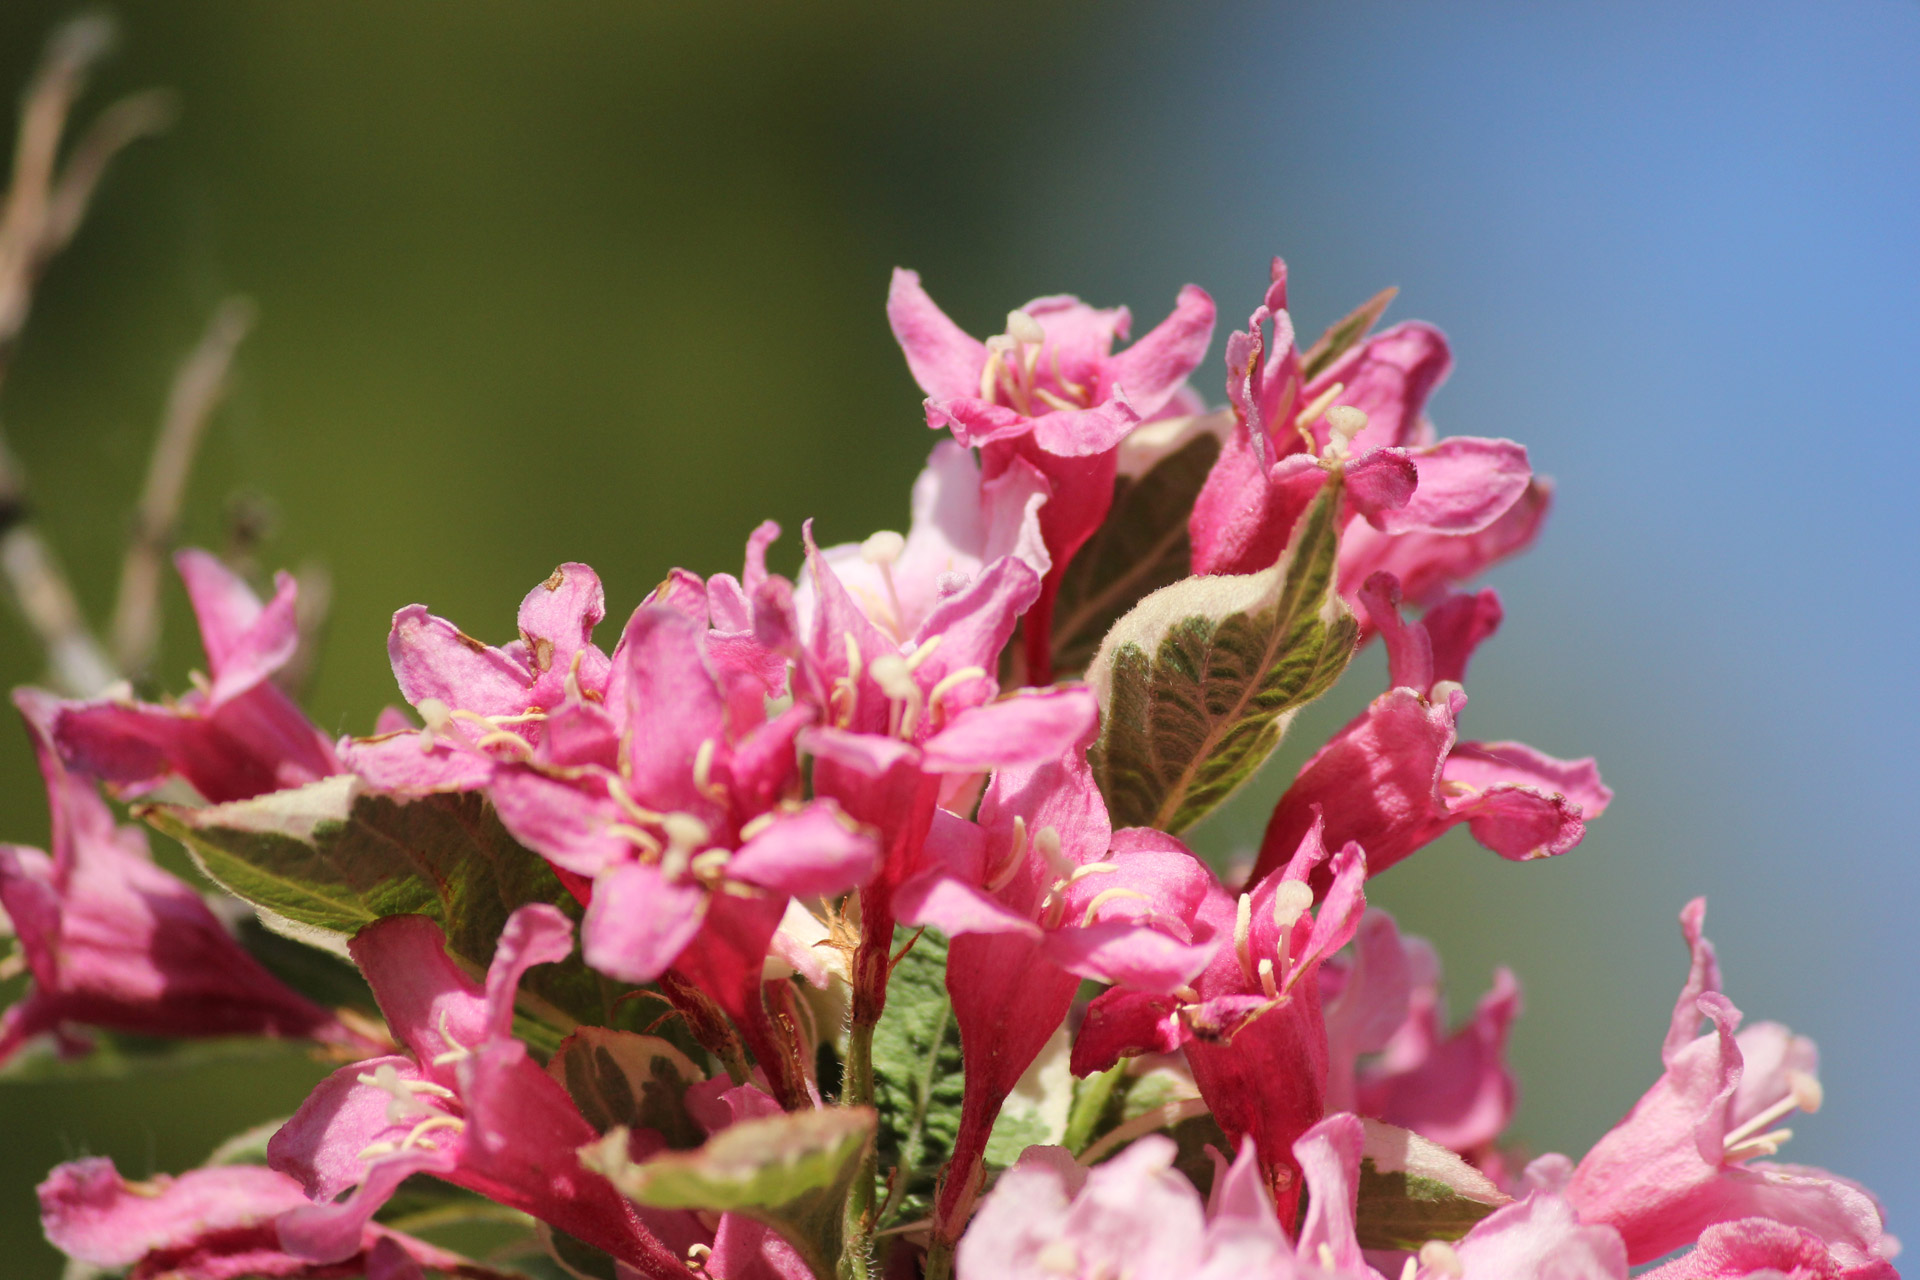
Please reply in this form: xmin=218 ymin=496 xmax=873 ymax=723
xmin=9 ymin=258 xmax=1896 ymax=1280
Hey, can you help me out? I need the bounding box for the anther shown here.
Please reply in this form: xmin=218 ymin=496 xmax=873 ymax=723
xmin=985 ymin=815 xmax=1030 ymax=893
xmin=860 ymin=531 xmax=906 ymax=565
xmin=1234 ymin=893 xmax=1256 ymax=984
xmin=1419 ymin=1241 xmax=1464 ymax=1278
xmin=1079 ymin=886 xmax=1153 ymax=928
xmin=1722 ymin=1069 xmax=1823 ymax=1159
xmin=1320 ymin=405 xmax=1369 ymax=465
xmin=927 ymin=665 xmax=988 ymax=719
xmin=1034 ymin=827 xmax=1072 ymax=882
xmin=1006 ymin=309 xmax=1045 ymax=347
xmin=1259 ymin=957 xmax=1280 ymax=999
xmin=1036 ymin=1239 xmax=1078 ymax=1274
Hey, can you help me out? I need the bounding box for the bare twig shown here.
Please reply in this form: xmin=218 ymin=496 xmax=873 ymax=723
xmin=110 ymin=297 xmax=255 ymax=675
xmin=0 ymin=15 xmax=173 ymax=695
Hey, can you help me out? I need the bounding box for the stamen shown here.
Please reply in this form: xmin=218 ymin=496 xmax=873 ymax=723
xmin=1400 ymin=1259 xmax=1419 ymax=1280
xmin=690 ymin=848 xmax=732 ymax=881
xmin=1034 ymin=826 xmax=1072 ymax=882
xmin=869 ymin=652 xmax=925 ymax=739
xmin=979 ymin=345 xmax=1007 ymax=403
xmin=1270 ymin=879 xmax=1313 ymax=932
xmin=356 ymin=1063 xmax=456 ymax=1123
xmin=926 ymin=665 xmax=988 ymax=719
xmin=1258 ymin=957 xmax=1279 ymax=999
xmin=1005 ymin=309 xmax=1045 ymax=347
xmin=1725 ymin=1130 xmax=1794 ymax=1162
xmin=1065 ymin=861 xmax=1120 ymax=885
xmin=1318 ymin=1244 xmax=1338 ymax=1270
xmin=607 ymin=776 xmax=665 ymax=826
xmin=1722 ymin=1070 xmax=1822 ymax=1158
xmin=660 ymin=813 xmax=710 ymax=881
xmin=1320 ymin=405 xmax=1369 ymax=464
xmin=1234 ymin=893 xmax=1255 ymax=984
xmin=860 ymin=531 xmax=906 ymax=565
xmin=430 ymin=1010 xmax=473 ymax=1067
xmin=738 ymin=811 xmax=777 ymax=843
xmin=1293 ymin=380 xmax=1347 ymax=452
xmin=1419 ymin=1241 xmax=1464 ymax=1278
xmin=1031 ymin=387 xmax=1081 ymax=413
xmin=468 ymin=730 xmax=533 ymax=758
xmin=1079 ymin=886 xmax=1153 ymax=928
xmin=564 ymin=647 xmax=587 ymax=702
xmin=985 ymin=815 xmax=1029 ymax=893
xmin=400 ymin=1114 xmax=465 ymax=1150
xmin=607 ymin=823 xmax=664 ymax=857
xmin=1036 ymin=1239 xmax=1078 ymax=1274
xmin=1173 ymin=985 xmax=1199 ymax=1003
xmin=903 ymin=634 xmax=943 ymax=671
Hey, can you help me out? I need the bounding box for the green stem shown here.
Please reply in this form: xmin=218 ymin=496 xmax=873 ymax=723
xmin=838 ymin=1014 xmax=877 ymax=1280
xmin=923 ymin=1234 xmax=955 ymax=1280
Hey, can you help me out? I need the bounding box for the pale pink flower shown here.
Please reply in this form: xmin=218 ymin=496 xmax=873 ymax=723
xmin=1564 ymin=900 xmax=1897 ymax=1269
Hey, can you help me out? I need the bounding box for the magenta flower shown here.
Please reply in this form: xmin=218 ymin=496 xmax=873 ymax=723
xmin=484 ymin=599 xmax=877 ymax=1104
xmin=783 ymin=516 xmax=1097 ymax=1042
xmin=0 ymin=690 xmax=356 ymax=1065
xmin=38 ymin=1157 xmax=474 ymax=1280
xmin=267 ymin=905 xmax=685 ymax=1277
xmin=888 ymin=268 xmax=1215 ymax=681
xmin=893 ymin=728 xmax=1218 ymax=1238
xmin=1073 ymin=818 xmax=1367 ymax=1225
xmin=1563 ymin=900 xmax=1898 ymax=1269
xmin=1251 ymin=572 xmax=1609 ymax=887
xmin=1189 ymin=259 xmax=1543 ymax=617
xmin=53 ymin=551 xmax=339 ymax=803
xmin=341 ymin=562 xmax=613 ymax=793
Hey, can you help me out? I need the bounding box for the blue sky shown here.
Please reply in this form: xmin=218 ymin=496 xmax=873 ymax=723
xmin=996 ymin=0 xmax=1918 ymax=1227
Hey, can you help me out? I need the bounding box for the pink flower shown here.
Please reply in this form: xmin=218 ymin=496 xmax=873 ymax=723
xmin=1072 ymin=818 xmax=1367 ymax=1225
xmin=888 ymin=268 xmax=1215 ymax=682
xmin=1638 ymin=1217 xmax=1900 ymax=1280
xmin=484 ymin=599 xmax=876 ymax=1106
xmin=37 ymin=1157 xmax=471 ymax=1280
xmin=268 ymin=905 xmax=685 ymax=1277
xmin=53 ymin=551 xmax=339 ymax=803
xmin=1189 ymin=259 xmax=1541 ymax=617
xmin=893 ymin=727 xmax=1218 ymax=1238
xmin=798 ymin=441 xmax=1051 ymax=647
xmin=1322 ymin=910 xmax=1521 ymax=1161
xmin=1564 ymin=900 xmax=1898 ymax=1269
xmin=0 ymin=690 xmax=356 ymax=1065
xmin=956 ymin=1134 xmax=1303 ymax=1280
xmin=340 ymin=562 xmax=613 ymax=794
xmin=1251 ymin=572 xmax=1609 ymax=887
xmin=781 ymin=517 xmax=1096 ymax=1076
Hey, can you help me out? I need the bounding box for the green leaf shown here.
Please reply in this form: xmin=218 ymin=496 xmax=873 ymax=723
xmin=1299 ymin=285 xmax=1397 ymax=384
xmin=583 ymin=1107 xmax=876 ymax=1280
xmin=1050 ymin=422 xmax=1225 ymax=677
xmin=1088 ymin=481 xmax=1357 ymax=833
xmin=1354 ymin=1118 xmax=1508 ymax=1251
xmin=869 ymin=927 xmax=963 ymax=1227
xmin=142 ymin=776 xmax=606 ymax=1048
xmin=548 ymin=1027 xmax=705 ymax=1150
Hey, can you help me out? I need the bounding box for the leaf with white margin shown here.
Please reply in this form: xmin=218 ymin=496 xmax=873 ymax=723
xmin=1088 ymin=480 xmax=1356 ymax=833
xmin=582 ymin=1107 xmax=876 ymax=1280
xmin=1354 ymin=1116 xmax=1510 ymax=1251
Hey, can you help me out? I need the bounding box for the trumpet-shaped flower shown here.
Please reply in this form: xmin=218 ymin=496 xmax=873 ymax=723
xmin=893 ymin=728 xmax=1218 ymax=1237
xmin=1322 ymin=910 xmax=1521 ymax=1160
xmin=340 ymin=562 xmax=613 ymax=793
xmin=888 ymin=269 xmax=1215 ymax=681
xmin=1639 ymin=1217 xmax=1899 ymax=1280
xmin=1252 ymin=573 xmax=1608 ymax=886
xmin=1563 ymin=900 xmax=1898 ymax=1269
xmin=37 ymin=1157 xmax=471 ymax=1280
xmin=54 ymin=551 xmax=339 ymax=802
xmin=0 ymin=690 xmax=354 ymax=1065
xmin=1189 ymin=260 xmax=1541 ymax=618
xmin=1073 ymin=818 xmax=1367 ymax=1225
xmin=485 ymin=600 xmax=877 ymax=1104
xmin=268 ymin=905 xmax=685 ymax=1278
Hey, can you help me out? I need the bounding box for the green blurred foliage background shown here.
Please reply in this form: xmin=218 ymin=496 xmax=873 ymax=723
xmin=2 ymin=2 xmax=1909 ymax=1271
